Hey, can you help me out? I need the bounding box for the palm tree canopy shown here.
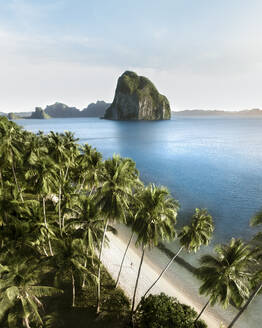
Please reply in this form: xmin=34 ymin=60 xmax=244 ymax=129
xmin=179 ymin=208 xmax=214 ymax=252
xmin=96 ymin=154 xmax=142 ymax=223
xmin=51 ymin=237 xmax=97 ymax=286
xmin=133 ymin=184 xmax=179 ymax=249
xmin=250 ymin=210 xmax=262 ymax=227
xmin=25 ymin=156 xmax=58 ymax=197
xmin=250 ymin=210 xmax=262 ymax=246
xmin=66 ymin=195 xmax=106 ymax=254
xmin=0 ymin=258 xmax=62 ymax=326
xmin=196 ymin=238 xmax=253 ymax=308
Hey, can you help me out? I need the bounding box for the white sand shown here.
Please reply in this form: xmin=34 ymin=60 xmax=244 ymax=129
xmin=102 ymin=230 xmax=230 ymax=328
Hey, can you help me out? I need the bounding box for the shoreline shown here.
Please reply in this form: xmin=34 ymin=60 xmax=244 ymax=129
xmin=102 ymin=227 xmax=230 ymax=328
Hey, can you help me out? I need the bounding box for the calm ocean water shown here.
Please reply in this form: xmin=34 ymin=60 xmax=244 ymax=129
xmin=18 ymin=116 xmax=262 ymax=244
xmin=17 ymin=116 xmax=262 ymax=326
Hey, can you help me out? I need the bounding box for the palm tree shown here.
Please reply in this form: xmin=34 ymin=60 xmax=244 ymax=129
xmin=194 ymin=238 xmax=253 ymax=323
xmin=131 ymin=184 xmax=179 ymax=315
xmin=85 ymin=148 xmax=103 ymax=195
xmin=47 ymin=132 xmax=70 ymax=233
xmin=227 ymin=211 xmax=262 ymax=328
xmin=95 ymin=154 xmax=141 ymax=313
xmin=25 ymin=156 xmax=58 ymax=256
xmin=75 ymin=145 xmax=103 ymax=194
xmin=0 ymin=216 xmax=44 ymax=261
xmin=0 ymin=188 xmax=21 ymax=228
xmin=52 ymin=237 xmax=97 ymax=307
xmin=62 ymin=131 xmax=79 ymax=182
xmin=0 ymin=193 xmax=43 ymax=257
xmin=0 ymin=257 xmax=62 ymax=328
xmin=139 ymin=208 xmax=214 ymax=304
xmin=0 ymin=120 xmax=24 ymax=202
xmin=74 ymin=143 xmax=92 ymax=192
xmin=66 ymin=195 xmax=106 ymax=287
xmin=59 ymin=181 xmax=79 ymax=230
xmin=23 ymin=132 xmax=48 ymax=169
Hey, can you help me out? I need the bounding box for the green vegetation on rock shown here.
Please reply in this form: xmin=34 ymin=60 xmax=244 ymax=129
xmin=7 ymin=112 xmax=20 ymax=120
xmin=104 ymin=71 xmax=171 ymax=120
xmin=30 ymin=107 xmax=51 ymax=119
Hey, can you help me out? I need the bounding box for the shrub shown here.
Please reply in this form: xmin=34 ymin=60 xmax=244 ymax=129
xmin=135 ymin=293 xmax=207 ymax=328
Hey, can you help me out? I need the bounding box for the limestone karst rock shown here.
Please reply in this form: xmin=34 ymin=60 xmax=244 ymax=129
xmin=30 ymin=107 xmax=50 ymax=119
xmin=104 ymin=71 xmax=171 ymax=120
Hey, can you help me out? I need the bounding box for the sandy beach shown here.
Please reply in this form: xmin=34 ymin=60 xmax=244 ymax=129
xmin=102 ymin=227 xmax=231 ymax=328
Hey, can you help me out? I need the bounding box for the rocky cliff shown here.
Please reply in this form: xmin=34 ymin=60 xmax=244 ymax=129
xmin=45 ymin=103 xmax=79 ymax=118
xmin=104 ymin=71 xmax=171 ymax=120
xmin=43 ymin=101 xmax=110 ymax=118
xmin=81 ymin=101 xmax=110 ymax=117
xmin=30 ymin=107 xmax=50 ymax=119
xmin=8 ymin=112 xmax=20 ymax=120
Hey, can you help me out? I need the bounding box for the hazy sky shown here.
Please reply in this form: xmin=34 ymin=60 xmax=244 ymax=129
xmin=1 ymin=0 xmax=262 ymax=112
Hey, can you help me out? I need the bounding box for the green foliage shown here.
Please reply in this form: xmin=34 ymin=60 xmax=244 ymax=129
xmin=135 ymin=293 xmax=207 ymax=328
xmin=250 ymin=209 xmax=262 ymax=230
xmin=96 ymin=154 xmax=141 ymax=222
xmin=0 ymin=257 xmax=62 ymax=327
xmin=179 ymin=208 xmax=214 ymax=252
xmin=105 ymin=71 xmax=171 ymax=120
xmin=133 ymin=184 xmax=179 ymax=248
xmin=7 ymin=113 xmax=20 ymax=120
xmin=196 ymin=238 xmax=253 ymax=309
xmin=30 ymin=107 xmax=51 ymax=119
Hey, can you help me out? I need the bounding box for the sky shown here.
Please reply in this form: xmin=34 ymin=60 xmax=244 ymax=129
xmin=0 ymin=0 xmax=262 ymax=112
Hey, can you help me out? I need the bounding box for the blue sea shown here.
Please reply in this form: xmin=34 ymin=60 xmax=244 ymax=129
xmin=18 ymin=116 xmax=262 ymax=244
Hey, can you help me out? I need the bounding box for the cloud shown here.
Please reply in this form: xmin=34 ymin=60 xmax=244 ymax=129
xmin=0 ymin=0 xmax=262 ymax=112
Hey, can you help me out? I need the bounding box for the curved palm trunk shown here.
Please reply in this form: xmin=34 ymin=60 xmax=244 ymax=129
xmin=89 ymin=184 xmax=96 ymax=196
xmin=228 ymin=282 xmax=262 ymax=328
xmin=62 ymin=214 xmax=66 ymax=229
xmin=82 ymin=259 xmax=87 ymax=288
xmin=76 ymin=174 xmax=87 ymax=194
xmin=65 ymin=165 xmax=69 ymax=181
xmin=0 ymin=169 xmax=3 ymax=188
xmin=135 ymin=245 xmax=184 ymax=311
xmin=115 ymin=230 xmax=134 ymax=288
xmin=72 ymin=271 xmax=76 ymax=307
xmin=11 ymin=159 xmax=24 ymax=202
xmin=194 ymin=298 xmax=211 ymax=323
xmin=43 ymin=197 xmax=53 ymax=256
xmin=96 ymin=218 xmax=109 ymax=314
xmin=58 ymin=184 xmax=62 ymax=233
xmin=23 ymin=317 xmax=31 ymax=328
xmin=131 ymin=244 xmax=145 ymax=315
xmin=42 ymin=246 xmax=49 ymax=257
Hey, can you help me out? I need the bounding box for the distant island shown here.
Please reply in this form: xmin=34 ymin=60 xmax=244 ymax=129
xmin=172 ymin=108 xmax=262 ymax=117
xmin=104 ymin=71 xmax=171 ymax=120
xmin=3 ymin=100 xmax=111 ymax=119
xmin=2 ymin=103 xmax=262 ymax=120
xmin=30 ymin=107 xmax=51 ymax=119
xmin=7 ymin=112 xmax=21 ymax=120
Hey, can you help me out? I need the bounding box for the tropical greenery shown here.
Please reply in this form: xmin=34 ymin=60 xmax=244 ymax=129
xmin=135 ymin=293 xmax=207 ymax=328
xmin=0 ymin=115 xmax=260 ymax=327
xmin=131 ymin=184 xmax=179 ymax=315
xmin=194 ymin=238 xmax=254 ymax=323
xmin=137 ymin=208 xmax=214 ymax=307
xmin=227 ymin=211 xmax=262 ymax=327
